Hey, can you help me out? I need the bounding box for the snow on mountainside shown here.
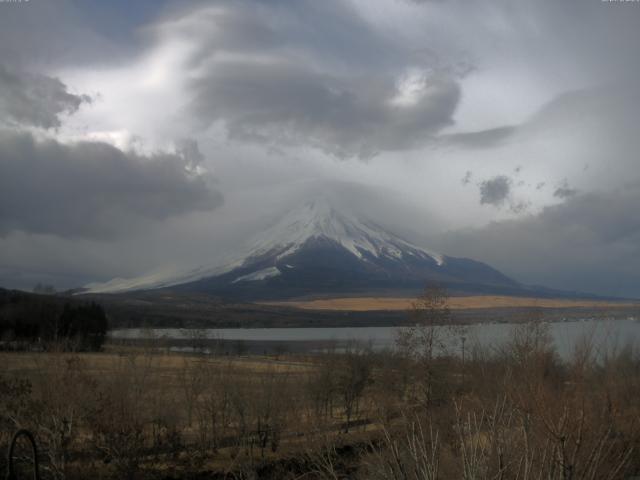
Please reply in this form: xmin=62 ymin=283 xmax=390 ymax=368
xmin=232 ymin=266 xmax=281 ymax=284
xmin=85 ymin=197 xmax=517 ymax=296
xmin=242 ymin=198 xmax=444 ymax=266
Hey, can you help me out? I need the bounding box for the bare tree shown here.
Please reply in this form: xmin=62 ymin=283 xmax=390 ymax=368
xmin=396 ymin=284 xmax=452 ymax=361
xmin=395 ymin=284 xmax=456 ymax=406
xmin=336 ymin=344 xmax=372 ymax=433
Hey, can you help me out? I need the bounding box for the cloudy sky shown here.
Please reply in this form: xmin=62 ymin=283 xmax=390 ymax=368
xmin=1 ymin=0 xmax=639 ymax=297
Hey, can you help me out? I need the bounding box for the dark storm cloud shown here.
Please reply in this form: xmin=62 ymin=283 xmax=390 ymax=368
xmin=190 ymin=62 xmax=460 ymax=158
xmin=479 ymin=176 xmax=511 ymax=207
xmin=0 ymin=65 xmax=91 ymax=129
xmin=0 ymin=130 xmax=223 ymax=239
xmin=436 ymin=186 xmax=640 ymax=298
xmin=170 ymin=1 xmax=463 ymax=158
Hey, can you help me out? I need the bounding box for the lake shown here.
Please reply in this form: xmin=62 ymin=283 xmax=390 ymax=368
xmin=109 ymin=317 xmax=640 ymax=358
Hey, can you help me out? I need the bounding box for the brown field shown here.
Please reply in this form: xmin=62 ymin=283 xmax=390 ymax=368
xmin=0 ymin=348 xmax=324 ymax=478
xmin=4 ymin=332 xmax=640 ymax=479
xmin=263 ymin=295 xmax=639 ymax=311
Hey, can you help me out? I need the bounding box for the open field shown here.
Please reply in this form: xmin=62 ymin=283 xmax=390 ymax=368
xmin=264 ymin=295 xmax=640 ymax=311
xmin=1 ymin=349 xmax=313 ymax=377
xmin=1 ymin=348 xmax=328 ymax=479
xmin=4 ymin=327 xmax=640 ymax=479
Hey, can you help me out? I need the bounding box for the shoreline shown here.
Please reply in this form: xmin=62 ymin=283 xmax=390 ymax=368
xmin=106 ymin=316 xmax=640 ymax=357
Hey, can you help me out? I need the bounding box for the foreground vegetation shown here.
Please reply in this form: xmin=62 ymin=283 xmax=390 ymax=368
xmin=2 ymin=319 xmax=640 ymax=479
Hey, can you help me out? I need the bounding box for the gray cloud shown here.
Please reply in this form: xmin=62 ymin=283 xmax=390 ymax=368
xmin=0 ymin=0 xmax=144 ymax=71
xmin=442 ymin=126 xmax=516 ymax=150
xmin=479 ymin=175 xmax=511 ymax=207
xmin=0 ymin=64 xmax=91 ymax=129
xmin=554 ymin=179 xmax=578 ymax=199
xmin=165 ymin=2 xmax=463 ymax=158
xmin=436 ymin=186 xmax=640 ymax=298
xmin=445 ymin=84 xmax=640 ymax=154
xmin=477 ymin=175 xmax=530 ymax=214
xmin=176 ymin=138 xmax=205 ymax=173
xmin=0 ymin=130 xmax=223 ymax=239
xmin=191 ymin=63 xmax=459 ymax=158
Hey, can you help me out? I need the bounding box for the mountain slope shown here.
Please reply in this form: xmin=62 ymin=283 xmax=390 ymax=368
xmin=86 ymin=198 xmax=521 ymax=299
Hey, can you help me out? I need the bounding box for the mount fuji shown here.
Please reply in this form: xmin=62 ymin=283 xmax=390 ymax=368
xmin=86 ymin=198 xmax=522 ymax=299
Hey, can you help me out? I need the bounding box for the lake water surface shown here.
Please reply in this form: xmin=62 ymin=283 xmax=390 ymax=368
xmin=110 ymin=317 xmax=640 ymax=358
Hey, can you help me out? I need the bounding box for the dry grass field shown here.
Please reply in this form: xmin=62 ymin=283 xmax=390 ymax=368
xmin=264 ymin=295 xmax=640 ymax=311
xmin=0 ymin=349 xmax=313 ymax=377
xmin=1 ymin=347 xmax=326 ymax=479
xmin=4 ymin=329 xmax=640 ymax=479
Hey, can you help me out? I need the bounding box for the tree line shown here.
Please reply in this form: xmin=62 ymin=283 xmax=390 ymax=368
xmin=0 ymin=288 xmax=108 ymax=351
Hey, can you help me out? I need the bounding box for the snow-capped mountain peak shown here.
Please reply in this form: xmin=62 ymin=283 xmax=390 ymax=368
xmin=246 ymin=197 xmax=444 ymax=265
xmin=87 ymin=197 xmax=513 ymax=296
